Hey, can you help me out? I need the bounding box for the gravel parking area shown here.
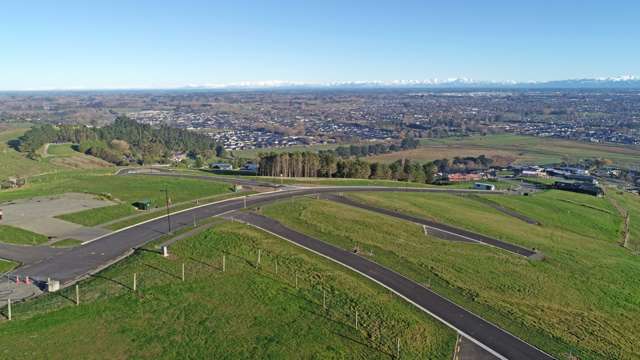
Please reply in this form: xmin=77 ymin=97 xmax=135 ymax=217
xmin=0 ymin=193 xmax=114 ymax=242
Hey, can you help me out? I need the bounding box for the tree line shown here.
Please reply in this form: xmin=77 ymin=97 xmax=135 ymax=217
xmin=258 ymin=151 xmax=494 ymax=183
xmin=18 ymin=116 xmax=220 ymax=165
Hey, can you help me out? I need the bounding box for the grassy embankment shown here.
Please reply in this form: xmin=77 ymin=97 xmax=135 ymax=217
xmin=0 ymin=225 xmax=49 ymax=245
xmin=0 ymin=127 xmax=58 ymax=179
xmin=0 ymin=258 xmax=17 ymax=274
xmin=0 ymin=222 xmax=455 ymax=359
xmin=261 ymin=190 xmax=640 ymax=359
xmin=607 ymin=189 xmax=640 ymax=252
xmin=0 ymin=127 xmax=113 ymax=180
xmin=366 ymin=134 xmax=640 ymax=168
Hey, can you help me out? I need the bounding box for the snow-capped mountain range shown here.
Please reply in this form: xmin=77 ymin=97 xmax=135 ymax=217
xmin=182 ymin=76 xmax=640 ymax=90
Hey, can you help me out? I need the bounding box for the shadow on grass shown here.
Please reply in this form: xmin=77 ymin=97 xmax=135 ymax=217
xmin=298 ymin=305 xmax=393 ymax=358
xmin=188 ymin=256 xmax=221 ymax=271
xmin=90 ymin=274 xmax=133 ymax=291
xmin=143 ymin=263 xmax=181 ymax=280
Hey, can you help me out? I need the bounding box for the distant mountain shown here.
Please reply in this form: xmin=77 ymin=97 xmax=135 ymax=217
xmin=181 ymin=76 xmax=640 ymax=90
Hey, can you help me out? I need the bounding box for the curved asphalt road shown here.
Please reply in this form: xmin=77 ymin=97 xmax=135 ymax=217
xmin=3 ymin=181 xmax=553 ymax=360
xmin=320 ymin=193 xmax=542 ymax=259
xmin=231 ymin=212 xmax=554 ymax=360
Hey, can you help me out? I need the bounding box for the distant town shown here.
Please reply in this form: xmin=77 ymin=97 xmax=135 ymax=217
xmin=2 ymin=89 xmax=639 ymax=152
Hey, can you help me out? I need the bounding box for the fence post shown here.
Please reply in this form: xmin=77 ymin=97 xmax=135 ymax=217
xmin=355 ymin=310 xmax=358 ymax=330
xmin=323 ymin=289 xmax=326 ymax=310
xmin=75 ymin=284 xmax=80 ymax=306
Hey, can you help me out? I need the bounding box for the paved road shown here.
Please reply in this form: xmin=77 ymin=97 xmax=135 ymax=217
xmin=321 ymin=194 xmax=542 ymax=259
xmin=6 ymin=186 xmax=504 ymax=284
xmin=230 ymin=212 xmax=554 ymax=360
xmin=1 ymin=184 xmax=553 ymax=359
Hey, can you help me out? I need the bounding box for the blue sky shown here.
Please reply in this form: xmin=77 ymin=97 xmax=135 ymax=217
xmin=1 ymin=0 xmax=639 ymax=90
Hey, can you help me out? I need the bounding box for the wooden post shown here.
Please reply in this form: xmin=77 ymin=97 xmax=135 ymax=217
xmin=75 ymin=284 xmax=80 ymax=306
xmin=257 ymin=249 xmax=261 ymax=266
xmin=133 ymin=273 xmax=137 ymax=291
xmin=222 ymin=255 xmax=226 ymax=272
xmin=275 ymin=259 xmax=278 ymax=275
xmin=182 ymin=263 xmax=185 ymax=282
xmin=7 ymin=298 xmax=11 ymax=321
xmin=355 ymin=310 xmax=358 ymax=330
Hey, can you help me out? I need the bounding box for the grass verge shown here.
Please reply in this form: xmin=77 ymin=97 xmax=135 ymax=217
xmin=0 ymin=225 xmax=49 ymax=245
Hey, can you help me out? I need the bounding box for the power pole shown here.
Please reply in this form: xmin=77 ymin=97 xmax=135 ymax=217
xmin=160 ymin=186 xmax=172 ymax=233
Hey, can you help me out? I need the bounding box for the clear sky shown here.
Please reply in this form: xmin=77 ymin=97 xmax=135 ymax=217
xmin=1 ymin=0 xmax=639 ymax=90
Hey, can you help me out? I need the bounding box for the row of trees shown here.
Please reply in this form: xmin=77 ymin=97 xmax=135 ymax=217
xmin=18 ymin=116 xmax=220 ymax=164
xmin=258 ymin=151 xmax=492 ymax=183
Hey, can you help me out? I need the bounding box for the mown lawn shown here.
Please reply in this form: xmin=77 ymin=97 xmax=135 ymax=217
xmin=0 ymin=222 xmax=455 ymax=359
xmin=261 ymin=191 xmax=640 ymax=360
xmin=0 ymin=225 xmax=49 ymax=245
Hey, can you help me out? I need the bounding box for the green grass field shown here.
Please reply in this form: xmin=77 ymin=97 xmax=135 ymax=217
xmin=607 ymin=189 xmax=640 ymax=251
xmin=45 ymin=143 xmax=78 ymax=156
xmin=57 ymin=203 xmax=137 ymax=227
xmin=366 ymin=134 xmax=640 ymax=168
xmin=0 ymin=127 xmax=58 ymax=179
xmin=0 ymin=222 xmax=455 ymax=359
xmin=260 ymin=190 xmax=640 ymax=359
xmin=0 ymin=258 xmax=17 ymax=274
xmin=0 ymin=225 xmax=49 ymax=245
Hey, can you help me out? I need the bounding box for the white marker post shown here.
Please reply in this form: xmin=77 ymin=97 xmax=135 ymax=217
xmin=133 ymin=273 xmax=137 ymax=292
xmin=7 ymin=298 xmax=11 ymax=321
xmin=423 ymin=225 xmax=428 ymax=236
xmin=162 ymin=246 xmax=169 ymax=257
xmin=75 ymin=284 xmax=80 ymax=306
xmin=295 ymin=272 xmax=298 ymax=289
xmin=182 ymin=263 xmax=185 ymax=282
xmin=275 ymin=260 xmax=278 ymax=275
xmin=396 ymin=338 xmax=400 ymax=359
xmin=257 ymin=249 xmax=261 ymax=267
xmin=243 ymin=196 xmax=247 ymax=209
xmin=222 ymin=255 xmax=226 ymax=272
